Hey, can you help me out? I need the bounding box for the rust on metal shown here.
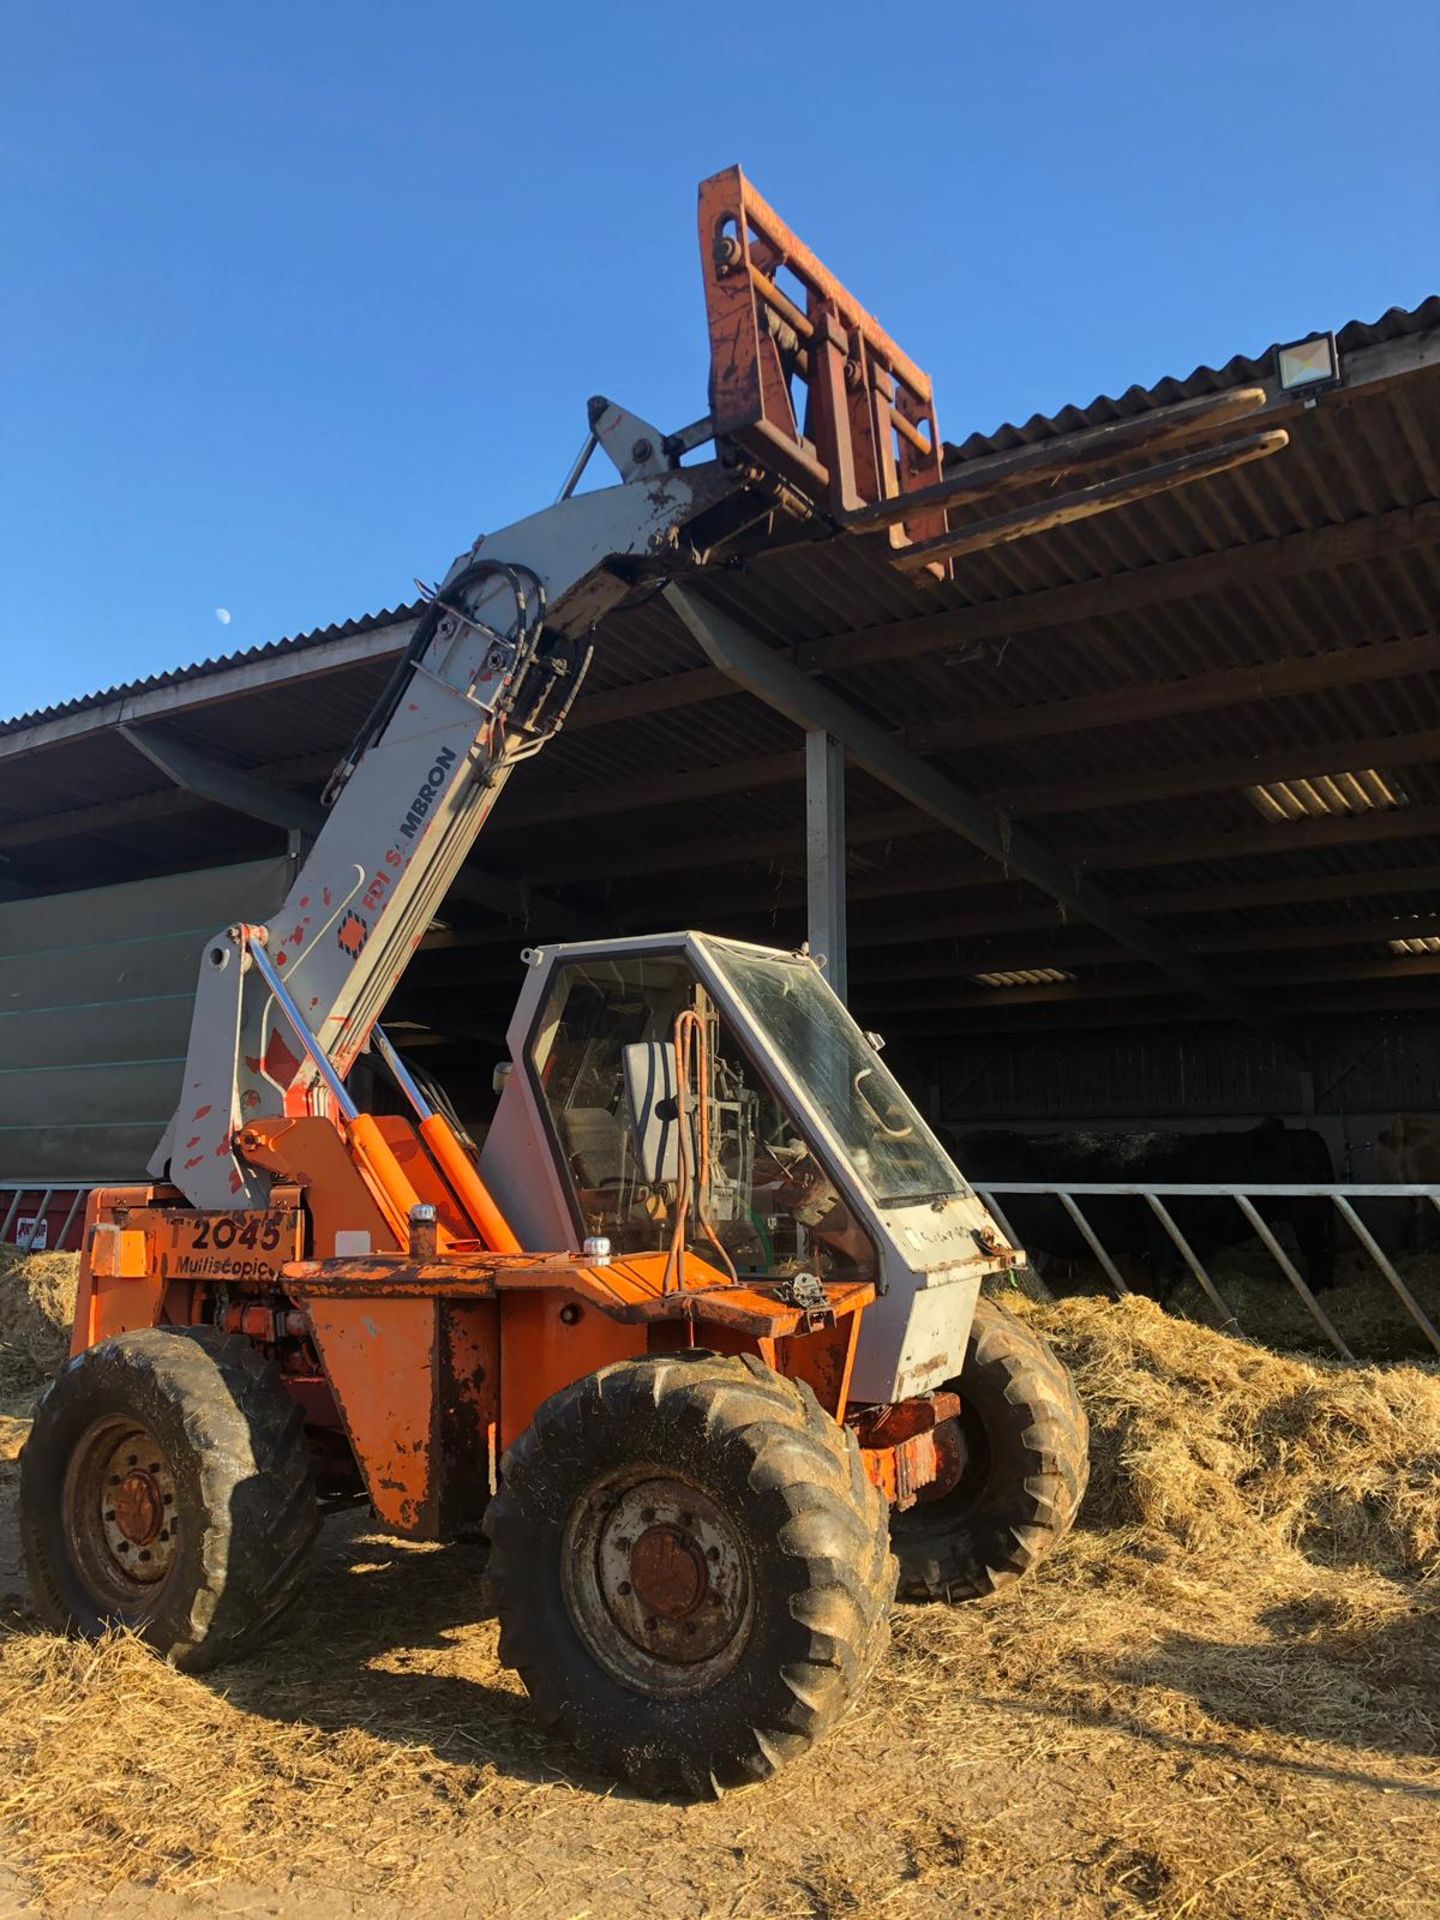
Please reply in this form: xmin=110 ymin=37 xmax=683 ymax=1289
xmin=112 ymin=1469 xmax=165 ymax=1546
xmin=775 ymin=1309 xmax=863 ymax=1419
xmin=697 ymin=164 xmax=947 ymax=558
xmin=839 ymin=383 xmax=1273 ymax=532
xmin=893 ymin=428 xmax=1291 ymax=571
xmin=856 ymin=1426 xmax=940 ymax=1509
xmin=851 ymin=1388 xmax=962 ymax=1449
xmin=917 ymin=1409 xmax=967 ymax=1506
xmin=851 ymin=1390 xmax=963 ymax=1510
xmin=297 ymin=1291 xmax=442 ymax=1535
xmin=629 ymin=1525 xmax=709 ymax=1620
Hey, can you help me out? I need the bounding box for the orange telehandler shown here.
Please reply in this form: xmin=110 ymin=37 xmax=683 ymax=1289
xmin=19 ymin=168 xmax=1285 ymax=1794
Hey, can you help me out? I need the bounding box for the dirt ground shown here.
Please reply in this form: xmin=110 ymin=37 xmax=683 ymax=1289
xmin=0 ymin=1282 xmax=1437 ymax=1920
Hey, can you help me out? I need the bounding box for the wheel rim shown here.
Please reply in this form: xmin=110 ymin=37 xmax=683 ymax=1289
xmin=914 ymin=1410 xmax=969 ymax=1507
xmin=63 ymin=1417 xmax=180 ymax=1613
xmin=561 ymin=1467 xmax=754 ymax=1698
xmin=891 ymin=1400 xmax=989 ymax=1543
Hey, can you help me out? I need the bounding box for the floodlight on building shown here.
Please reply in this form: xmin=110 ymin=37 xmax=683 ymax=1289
xmin=1276 ymin=331 xmax=1340 ymax=396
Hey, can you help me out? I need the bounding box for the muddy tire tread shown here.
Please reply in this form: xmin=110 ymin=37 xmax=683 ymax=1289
xmin=485 ymin=1351 xmax=895 ymax=1796
xmin=20 ymin=1326 xmax=318 ymax=1670
xmin=893 ymin=1297 xmax=1088 ymax=1603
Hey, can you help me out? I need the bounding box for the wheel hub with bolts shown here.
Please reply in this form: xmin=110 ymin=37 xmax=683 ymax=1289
xmin=914 ymin=1413 xmax=968 ymax=1507
xmin=99 ymin=1429 xmax=179 ymax=1583
xmin=563 ymin=1471 xmax=753 ymax=1696
xmin=67 ymin=1421 xmax=180 ymax=1596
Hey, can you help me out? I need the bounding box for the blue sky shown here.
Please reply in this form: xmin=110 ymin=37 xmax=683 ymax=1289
xmin=2 ymin=2 xmax=1436 ymax=720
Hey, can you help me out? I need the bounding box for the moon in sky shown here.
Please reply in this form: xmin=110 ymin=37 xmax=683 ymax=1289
xmin=215 ymin=608 xmax=232 ymax=625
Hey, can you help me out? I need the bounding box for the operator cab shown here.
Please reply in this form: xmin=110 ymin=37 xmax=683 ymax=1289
xmin=481 ymin=933 xmax=1014 ymax=1402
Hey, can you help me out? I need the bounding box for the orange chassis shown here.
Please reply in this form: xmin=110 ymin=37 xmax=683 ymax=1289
xmin=73 ymin=1112 xmax=957 ymax=1540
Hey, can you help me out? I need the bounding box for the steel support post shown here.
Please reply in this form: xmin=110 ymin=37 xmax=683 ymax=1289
xmin=664 ymin=585 xmax=1288 ymax=1042
xmin=805 ymin=731 xmax=848 ymax=1000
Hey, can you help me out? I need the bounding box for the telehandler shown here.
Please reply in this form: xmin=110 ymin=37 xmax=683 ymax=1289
xmin=20 ymin=168 xmax=1285 ymax=1794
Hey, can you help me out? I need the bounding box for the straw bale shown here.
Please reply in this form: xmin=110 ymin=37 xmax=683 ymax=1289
xmin=0 ymin=1247 xmax=77 ymax=1399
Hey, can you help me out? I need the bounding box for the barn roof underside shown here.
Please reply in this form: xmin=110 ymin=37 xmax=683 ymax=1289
xmin=3 ymin=297 xmax=1439 ymax=1073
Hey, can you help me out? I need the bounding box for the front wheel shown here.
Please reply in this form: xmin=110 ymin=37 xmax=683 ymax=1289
xmin=20 ymin=1326 xmax=319 ymax=1670
xmin=892 ymin=1297 xmax=1088 ymax=1602
xmin=484 ymin=1351 xmax=895 ymax=1797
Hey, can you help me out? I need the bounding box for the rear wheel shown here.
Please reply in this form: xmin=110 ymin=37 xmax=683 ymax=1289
xmin=892 ymin=1297 xmax=1088 ymax=1602
xmin=20 ymin=1327 xmax=318 ymax=1670
xmin=484 ymin=1351 xmax=895 ymax=1797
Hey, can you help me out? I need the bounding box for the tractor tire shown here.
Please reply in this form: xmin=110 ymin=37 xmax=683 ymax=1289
xmin=484 ymin=1350 xmax=895 ymax=1797
xmin=891 ymin=1296 xmax=1088 ymax=1603
xmin=20 ymin=1326 xmax=318 ymax=1671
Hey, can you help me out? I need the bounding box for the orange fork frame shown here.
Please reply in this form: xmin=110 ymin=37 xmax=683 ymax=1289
xmin=697 ymin=164 xmax=949 ymax=562
xmin=695 ymin=165 xmax=1286 ymax=580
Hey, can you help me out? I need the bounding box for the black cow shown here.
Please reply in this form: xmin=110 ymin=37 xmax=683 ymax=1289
xmin=950 ymin=1118 xmax=1336 ymax=1293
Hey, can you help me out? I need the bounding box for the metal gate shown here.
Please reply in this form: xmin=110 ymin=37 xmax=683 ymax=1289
xmin=0 ymin=1182 xmax=90 ymax=1254
xmin=973 ymin=1180 xmax=1440 ymax=1362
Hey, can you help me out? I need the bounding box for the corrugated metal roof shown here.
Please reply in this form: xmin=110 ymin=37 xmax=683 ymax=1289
xmin=0 ymin=603 xmax=420 ymax=738
xmin=949 ymin=295 xmax=1440 ymax=459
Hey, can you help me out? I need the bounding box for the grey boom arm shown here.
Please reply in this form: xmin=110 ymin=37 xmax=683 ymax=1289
xmin=153 ymin=456 xmax=746 ymax=1210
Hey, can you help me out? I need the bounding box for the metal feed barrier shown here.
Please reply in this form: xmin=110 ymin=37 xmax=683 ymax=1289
xmin=0 ymin=1183 xmax=91 ymax=1256
xmin=3 ymin=1176 xmax=1437 ymax=1361
xmin=972 ymin=1181 xmax=1440 ymax=1363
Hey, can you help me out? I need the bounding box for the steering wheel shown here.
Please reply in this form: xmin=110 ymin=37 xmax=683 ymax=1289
xmin=853 ymin=1067 xmax=914 ymax=1140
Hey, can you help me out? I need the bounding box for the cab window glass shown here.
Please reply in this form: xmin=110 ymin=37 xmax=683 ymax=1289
xmin=529 ymin=954 xmax=874 ymax=1286
xmin=705 ymin=941 xmax=964 ymax=1206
